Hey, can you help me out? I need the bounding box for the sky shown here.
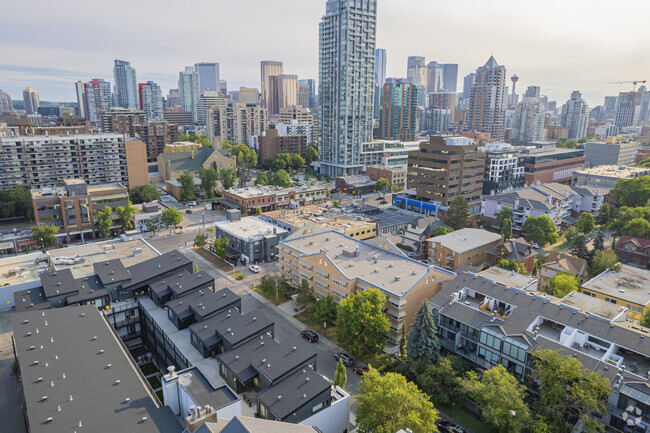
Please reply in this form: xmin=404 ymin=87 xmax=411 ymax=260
xmin=1 ymin=0 xmax=649 ymax=107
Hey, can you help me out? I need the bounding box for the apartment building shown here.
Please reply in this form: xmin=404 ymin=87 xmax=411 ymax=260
xmin=135 ymin=121 xmax=180 ymax=161
xmin=206 ymin=102 xmax=268 ymax=146
xmin=427 ymin=228 xmax=502 ymax=271
xmin=258 ymin=128 xmax=307 ymax=161
xmin=572 ymin=165 xmax=650 ymax=189
xmin=359 ymin=140 xmax=420 ymax=170
xmin=482 ymin=142 xmax=525 ymax=195
xmin=278 ymin=230 xmax=456 ymax=344
xmin=407 ymin=136 xmax=485 ymax=213
xmin=101 ymin=107 xmax=147 ymax=136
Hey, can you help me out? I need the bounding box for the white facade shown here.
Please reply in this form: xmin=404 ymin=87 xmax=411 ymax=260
xmin=360 ymin=139 xmax=420 ymax=170
xmin=139 ymin=81 xmax=164 ymax=120
xmin=275 ymin=120 xmax=315 ymax=144
xmin=560 ymin=90 xmax=588 ymax=139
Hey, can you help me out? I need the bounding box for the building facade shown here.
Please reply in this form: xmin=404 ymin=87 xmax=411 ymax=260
xmin=365 ymin=165 xmax=407 ymax=188
xmin=138 ymin=81 xmax=164 ymax=120
xmin=559 ymin=90 xmax=588 ymax=139
xmin=206 ymin=102 xmax=268 ymax=146
xmin=379 ymin=80 xmax=418 ymax=141
xmin=427 ymin=228 xmax=502 ymax=271
xmin=572 ymin=165 xmax=650 ymax=189
xmin=23 ymin=87 xmax=40 ymax=115
xmin=482 ymin=142 xmax=525 ymax=195
xmin=615 ymin=91 xmax=644 ymax=127
xmin=522 ymin=147 xmax=585 ymax=185
xmin=616 ymin=235 xmax=650 ymax=268
xmin=179 ymin=66 xmax=199 ymax=123
xmin=260 ymin=61 xmax=283 ymax=113
xmin=511 ymin=97 xmax=546 ymax=143
xmin=467 ymin=56 xmax=507 ymax=141
xmin=101 ymin=107 xmax=147 ymax=136
xmin=135 ymin=121 xmax=180 ymax=161
xmin=373 ymin=48 xmax=387 ymax=119
xmin=195 ymin=62 xmax=220 ymax=92
xmin=82 ymin=79 xmax=112 ymax=127
xmin=583 ymin=138 xmax=637 ymax=168
xmin=113 ymin=59 xmax=139 ymax=109
xmin=0 ymin=89 xmax=13 ymax=114
xmin=258 ymin=129 xmax=307 ymax=161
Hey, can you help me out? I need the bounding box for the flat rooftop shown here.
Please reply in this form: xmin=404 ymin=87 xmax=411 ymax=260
xmin=428 ymin=228 xmax=501 ymax=253
xmin=262 ymin=205 xmax=375 ymax=232
xmin=177 ymin=367 xmax=238 ymax=411
xmin=574 ymin=165 xmax=650 ymax=178
xmin=13 ymin=305 xmax=180 ymax=433
xmin=368 ymin=209 xmax=416 ymax=230
xmin=281 ymin=230 xmax=455 ymax=297
xmin=582 ymin=265 xmax=650 ymax=307
xmin=559 ymin=291 xmax=627 ymax=321
xmin=227 ymin=184 xmax=328 ymax=199
xmin=123 ymin=250 xmax=191 ymax=290
xmin=215 ymin=217 xmax=287 ymax=240
xmin=477 ymin=267 xmax=537 ymax=291
xmin=0 ymin=252 xmax=49 ymax=287
xmin=167 ymin=287 xmax=240 ymax=322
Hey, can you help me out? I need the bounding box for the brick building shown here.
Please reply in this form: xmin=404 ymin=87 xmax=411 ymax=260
xmin=258 ymin=128 xmax=307 ymax=161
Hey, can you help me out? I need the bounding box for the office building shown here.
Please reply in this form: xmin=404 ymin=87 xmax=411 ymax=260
xmin=318 ymin=0 xmax=376 ymax=177
xmin=278 ymin=229 xmax=456 ymax=344
xmin=373 ymin=48 xmax=387 ymax=119
xmin=584 ymin=138 xmax=637 ymax=167
xmin=407 ymin=136 xmax=485 ymax=212
xmin=277 ymin=74 xmax=299 ymax=111
xmin=298 ymin=83 xmax=310 ymax=108
xmin=139 ymin=81 xmax=164 ymax=120
xmin=467 ymin=56 xmax=507 ymax=141
xmin=179 ymin=66 xmax=199 ymax=123
xmin=427 ymin=228 xmax=501 ymax=271
xmin=220 ymin=185 xmax=328 ymax=215
xmin=298 ymin=79 xmax=317 ymax=109
xmin=462 ymin=73 xmax=476 ymax=99
xmin=165 ymin=88 xmax=182 ymax=108
xmin=197 ymin=91 xmax=226 ymax=126
xmin=195 ymin=62 xmax=220 ymax=92
xmin=572 ymin=165 xmax=650 ymax=189
xmin=560 ymin=91 xmax=589 ymax=139
xmin=511 ymin=97 xmax=546 ymax=142
xmin=428 ymin=92 xmax=456 ymax=111
xmin=258 ymin=129 xmax=307 ymax=161
xmin=233 ymin=87 xmax=260 ymax=104
xmin=419 ymin=107 xmax=452 ymax=134
xmin=260 ymin=61 xmax=283 ymax=112
xmin=442 ymin=63 xmax=458 ymax=93
xmin=114 ymin=59 xmax=139 ymax=109
xmin=524 ymin=86 xmax=540 ymax=98
xmin=482 ymin=142 xmax=525 ymax=195
xmin=101 ymin=107 xmax=147 ymax=136
xmin=220 ymin=80 xmax=228 ymax=95
xmin=82 ymin=79 xmax=112 ymax=127
xmin=0 ymin=89 xmax=12 ymax=113
xmin=23 ymin=87 xmax=40 ymax=115
xmin=379 ymin=80 xmax=419 ymax=141
xmin=406 ymin=56 xmax=427 ymax=88
xmin=206 ymin=102 xmax=268 ymax=146
xmin=135 ymin=121 xmax=180 ymax=161
xmin=426 ymin=61 xmax=443 ymax=94
xmin=615 ymin=91 xmax=644 ymax=127
xmin=522 ymin=146 xmax=585 ymax=185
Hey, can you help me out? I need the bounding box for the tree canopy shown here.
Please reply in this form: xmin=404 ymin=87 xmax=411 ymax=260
xmin=95 ymin=206 xmax=113 ymax=238
xmin=311 ymin=295 xmax=337 ymax=326
xmin=230 ymin=144 xmax=258 ymax=171
xmin=590 ymin=249 xmax=621 ymax=277
xmin=194 ymin=233 xmax=206 ymax=247
xmin=334 ymin=358 xmax=347 ymax=389
xmin=254 ymin=172 xmax=268 ymax=186
xmin=375 ymin=178 xmax=389 ymax=193
xmin=115 ymin=201 xmax=137 ymax=231
xmin=198 ymin=167 xmax=219 ymax=198
xmin=214 ymin=237 xmax=229 ymax=260
xmin=495 ymin=205 xmax=513 ymax=229
xmin=416 ymin=356 xmax=465 ymax=407
xmin=406 ymin=301 xmax=440 ymax=363
xmin=641 ymin=308 xmax=650 ymax=328
xmin=501 ymin=217 xmax=513 ymax=240
xmin=130 ymin=183 xmax=162 ymax=204
xmin=336 ymin=288 xmax=390 ymax=356
xmin=296 ymin=278 xmax=313 ymax=307
xmin=356 ymin=368 xmax=439 ymax=433
xmin=610 ymin=175 xmax=650 ymax=207
xmin=548 ymin=272 xmax=580 ymax=297
xmin=177 ymin=171 xmax=195 ymax=202
xmin=219 ymin=169 xmax=236 ymax=191
xmin=568 ymin=234 xmax=589 ymax=260
xmin=306 ymin=144 xmax=318 ymax=164
xmin=432 ymin=226 xmax=453 ymax=237
xmin=524 ymin=215 xmax=558 ymax=246
xmin=31 ymin=225 xmax=59 ymax=248
xmin=179 ymin=132 xmax=212 ymax=147
xmin=0 ymin=186 xmax=34 ymax=219
xmin=263 ymin=153 xmax=305 ymax=171
xmin=608 ymin=206 xmax=650 ymax=237
xmin=496 ymin=258 xmax=527 ymax=274
xmin=161 ymin=207 xmax=183 ymax=229
xmin=576 ymin=212 xmax=595 ymax=234
xmin=272 ymin=169 xmax=292 ymax=187
xmin=446 ymin=195 xmax=469 ymax=230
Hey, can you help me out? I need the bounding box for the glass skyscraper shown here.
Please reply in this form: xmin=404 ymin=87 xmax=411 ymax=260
xmin=373 ymin=48 xmax=386 ymax=119
xmin=113 ymin=60 xmax=139 ymax=109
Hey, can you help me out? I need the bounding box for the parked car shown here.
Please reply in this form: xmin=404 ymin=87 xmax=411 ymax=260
xmin=532 ymin=243 xmax=540 ymax=249
xmin=352 ymin=366 xmax=369 ymax=376
xmin=249 ymin=265 xmax=261 ymax=273
xmin=187 ymin=201 xmax=198 ymax=206
xmin=437 ymin=421 xmax=465 ymax=433
xmin=284 ymin=291 xmax=296 ymax=300
xmin=300 ymin=330 xmax=319 ymax=343
xmin=185 ymin=209 xmax=193 ymax=214
xmin=334 ymin=352 xmax=354 ymax=367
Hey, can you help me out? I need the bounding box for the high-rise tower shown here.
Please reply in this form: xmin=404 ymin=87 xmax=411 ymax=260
xmin=23 ymin=87 xmax=40 ymax=115
xmin=179 ymin=66 xmax=199 ymax=123
xmin=194 ymin=63 xmax=220 ymax=93
xmin=467 ymin=56 xmax=507 ymax=141
xmin=319 ymin=0 xmax=376 ymax=177
xmin=508 ymin=74 xmax=519 ymax=108
xmin=113 ymin=60 xmax=139 ymax=109
xmin=560 ymin=91 xmax=589 ymax=139
xmin=260 ymin=61 xmax=283 ymax=114
xmin=373 ymin=48 xmax=386 ymax=119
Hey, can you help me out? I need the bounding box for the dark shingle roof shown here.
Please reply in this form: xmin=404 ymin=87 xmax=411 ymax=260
xmin=40 ymin=268 xmax=78 ymax=298
xmin=93 ymin=259 xmax=131 ymax=286
xmin=123 ymin=250 xmax=191 ymax=290
xmin=257 ymin=369 xmax=331 ymax=420
xmin=159 ymin=147 xmax=215 ymax=173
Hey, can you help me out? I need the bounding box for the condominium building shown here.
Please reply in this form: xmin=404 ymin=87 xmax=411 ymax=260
xmin=23 ymin=87 xmax=40 ymax=115
xmin=82 ymin=79 xmax=112 ymax=127
xmin=512 ymin=97 xmax=546 ymax=143
xmin=560 ymin=91 xmax=588 ymax=139
xmin=206 ymin=102 xmax=268 ymax=146
xmin=278 ymin=229 xmax=456 ymax=344
xmin=467 ymin=56 xmax=507 ymax=141
xmin=194 ymin=62 xmax=220 ymax=92
xmin=258 ymin=128 xmax=307 ymax=161
xmin=138 ymin=81 xmax=164 ymax=120
xmin=279 ymin=105 xmax=314 ymax=124
xmin=178 ymin=66 xmax=199 ymax=122
xmin=359 ymin=139 xmax=420 ymax=170
xmin=615 ymin=91 xmax=644 ymax=127
xmin=0 ymin=89 xmax=13 ymax=113
xmin=113 ymin=59 xmax=139 ymax=109
xmin=482 ymin=142 xmax=525 ymax=195
xmin=299 ymin=78 xmax=317 ymax=110
xmin=407 ymin=136 xmax=485 ymax=213
xmin=197 ymin=91 xmax=226 ymax=126
xmin=441 ymin=63 xmax=458 ymax=93
xmin=260 ymin=61 xmax=283 ymax=113
xmin=584 ymin=138 xmax=637 ymax=167
xmin=101 ymin=107 xmax=147 ymax=136
xmin=522 ymin=146 xmax=585 ymax=185
xmin=277 ymin=74 xmax=299 ymax=112
xmin=427 ymin=228 xmax=501 ymax=271
xmin=406 ymin=56 xmax=427 ymax=89
xmin=318 ymin=0 xmax=376 ymax=177
xmin=274 ymin=120 xmax=315 ymax=146
xmin=419 ymin=107 xmax=452 ymax=134
xmin=373 ymin=48 xmax=387 ymax=119
xmin=379 ymin=80 xmax=419 ymax=141
xmin=235 ymin=87 xmax=260 ymax=104
xmin=135 ymin=121 xmax=180 ymax=161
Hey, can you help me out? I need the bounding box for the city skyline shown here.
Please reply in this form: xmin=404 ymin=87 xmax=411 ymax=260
xmin=1 ymin=0 xmax=649 ymax=106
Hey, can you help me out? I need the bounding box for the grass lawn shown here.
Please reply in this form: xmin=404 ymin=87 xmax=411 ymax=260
xmin=294 ymin=310 xmax=343 ymax=347
xmin=254 ymin=286 xmax=293 ymax=306
xmin=438 ymin=403 xmax=494 ymax=433
xmin=551 ymin=240 xmax=571 ymax=252
xmin=230 ymin=271 xmax=246 ymax=280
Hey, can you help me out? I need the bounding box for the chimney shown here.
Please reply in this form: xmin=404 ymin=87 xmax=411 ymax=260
xmin=185 ymin=405 xmax=217 ymax=432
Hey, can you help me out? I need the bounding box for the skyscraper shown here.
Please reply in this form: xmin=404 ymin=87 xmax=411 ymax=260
xmin=441 ymin=64 xmax=458 ymax=92
xmin=407 ymin=56 xmax=427 ymax=88
xmin=426 ymin=61 xmax=443 ymax=94
xmin=512 ymin=97 xmax=546 ymax=143
xmin=277 ymin=74 xmax=299 ymax=111
xmin=83 ymin=79 xmax=111 ymax=127
xmin=220 ymin=80 xmax=228 ymax=95
xmin=373 ymin=48 xmax=386 ymax=119
xmin=524 ymin=86 xmax=541 ymax=98
xmin=298 ymin=83 xmax=310 ymax=108
xmin=604 ymin=96 xmax=618 ymax=117
xmin=23 ymin=87 xmax=40 ymax=115
xmin=560 ymin=91 xmax=588 ymax=139
xmin=194 ymin=62 xmax=220 ymax=92
xmin=260 ymin=61 xmax=283 ymax=112
xmin=178 ymin=66 xmax=199 ymax=123
xmin=113 ymin=60 xmax=139 ymax=109
xmin=0 ymin=90 xmax=13 ymax=113
xmin=615 ymin=91 xmax=643 ymax=127
xmin=319 ymin=0 xmax=376 ymax=177
xmin=379 ymin=80 xmax=418 ymax=141
xmin=462 ymin=73 xmax=476 ymax=99
xmin=299 ymin=79 xmax=317 ymax=109
xmin=74 ymin=81 xmax=85 ymax=117
xmin=467 ymin=56 xmax=507 ymax=141
xmin=138 ymin=81 xmax=164 ymax=120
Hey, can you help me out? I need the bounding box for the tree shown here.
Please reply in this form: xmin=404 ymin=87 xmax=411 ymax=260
xmin=0 ymin=185 xmax=33 ymax=219
xmin=495 ymin=205 xmax=514 ymax=229
xmin=179 ymin=132 xmax=211 ymax=147
xmin=576 ymin=212 xmax=595 ymax=234
xmin=254 ymin=172 xmax=268 ymax=186
xmin=177 ymin=171 xmax=195 ymax=202
xmin=399 ymin=326 xmax=407 ymax=360
xmin=145 ymin=218 xmax=158 ymax=235
xmin=563 ymin=226 xmax=578 ymax=245
xmin=609 ymin=206 xmax=650 ymax=240
xmin=416 ymin=356 xmax=465 ymax=407
xmin=640 ymin=308 xmax=650 ymax=328
xmin=623 ymin=217 xmax=650 ymax=239
xmin=194 ymin=233 xmax=206 ymax=247
xmin=461 ymin=364 xmax=530 ymax=433
xmin=524 ymin=215 xmax=558 ymax=246
xmin=130 ymin=183 xmax=162 ymax=204
xmin=161 ymin=207 xmax=183 ymax=230
xmin=198 ymin=167 xmax=219 ymax=198
xmin=639 ymin=157 xmax=650 ymax=168
xmin=569 ymin=234 xmax=589 ymax=260
xmin=95 ymin=206 xmax=113 ymax=238
xmin=548 ymin=272 xmax=579 ymax=297
xmin=31 ymin=225 xmax=59 ymax=248
xmin=496 ymin=259 xmax=527 ymax=274
xmin=406 ymin=301 xmax=440 ymax=362
xmin=334 ymin=358 xmax=347 ymax=389
xmin=595 ymin=202 xmax=613 ymax=226
xmin=501 ymin=217 xmax=513 ymax=240
xmin=590 ymin=249 xmax=621 ymax=277
xmin=533 ymin=349 xmax=611 ymax=433
xmin=214 ymin=237 xmax=229 ymax=260
xmin=375 ymin=178 xmax=389 ymax=194
xmin=219 ymin=169 xmax=236 ymax=191
xmin=446 ymin=195 xmax=469 ymax=230
xmin=390 ymin=184 xmax=403 ymax=193
xmin=592 ymin=228 xmax=605 ymax=251
xmin=356 ymin=368 xmax=439 ymax=433
xmin=610 ymin=176 xmax=650 ymax=207
xmin=336 ymin=288 xmax=390 ymax=356
xmin=115 ymin=201 xmax=137 ymax=231
xmin=272 ymin=169 xmax=291 ymax=187
xmin=311 ymin=295 xmax=337 ymax=327
xmin=296 ymin=278 xmax=313 ymax=307
xmin=306 ymin=144 xmax=319 ymax=164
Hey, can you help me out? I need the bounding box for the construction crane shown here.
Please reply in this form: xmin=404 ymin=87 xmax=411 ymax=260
xmin=606 ymin=80 xmax=647 ymax=91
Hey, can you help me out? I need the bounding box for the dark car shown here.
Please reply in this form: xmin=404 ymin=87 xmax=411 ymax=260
xmin=352 ymin=366 xmax=369 ymax=376
xmin=437 ymin=421 xmax=465 ymax=433
xmin=334 ymin=352 xmax=354 ymax=367
xmin=185 ymin=209 xmax=192 ymax=214
xmin=300 ymin=330 xmax=319 ymax=343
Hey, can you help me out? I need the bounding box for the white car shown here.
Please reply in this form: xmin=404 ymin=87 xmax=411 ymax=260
xmin=249 ymin=265 xmax=261 ymax=273
xmin=187 ymin=201 xmax=198 ymax=206
xmin=532 ymin=243 xmax=540 ymax=249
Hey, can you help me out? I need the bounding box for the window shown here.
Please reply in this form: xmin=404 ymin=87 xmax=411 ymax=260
xmin=312 ymin=401 xmax=324 ymax=413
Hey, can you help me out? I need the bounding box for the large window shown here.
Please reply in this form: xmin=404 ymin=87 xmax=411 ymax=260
xmin=479 ymin=328 xmax=503 ymax=351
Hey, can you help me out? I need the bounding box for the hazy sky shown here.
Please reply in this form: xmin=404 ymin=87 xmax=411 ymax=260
xmin=2 ymin=0 xmax=649 ymax=107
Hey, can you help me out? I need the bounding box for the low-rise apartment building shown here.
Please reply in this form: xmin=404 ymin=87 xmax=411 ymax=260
xmin=221 ymin=185 xmax=328 ymax=215
xmin=278 ymin=230 xmax=457 ymax=345
xmin=482 ymin=142 xmax=525 ymax=195
xmin=572 ymin=165 xmax=650 ymax=189
xmin=427 ymin=228 xmax=502 ymax=271
xmin=617 ymin=235 xmax=650 ymax=267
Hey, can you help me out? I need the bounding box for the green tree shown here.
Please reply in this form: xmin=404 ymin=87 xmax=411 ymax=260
xmin=296 ymin=278 xmax=313 ymax=307
xmin=31 ymin=225 xmax=59 ymax=248
xmin=608 ymin=206 xmax=650 ymax=241
xmin=145 ymin=218 xmax=158 ymax=235
xmin=219 ymin=168 xmax=236 ymax=191
xmin=524 ymin=215 xmax=558 ymax=246
xmin=640 ymin=308 xmax=650 ymax=328
xmin=230 ymin=143 xmax=258 ymax=172
xmin=432 ymin=226 xmax=453 ymax=237
xmin=595 ymin=202 xmax=614 ymax=226
xmin=194 ymin=233 xmax=206 ymax=247
xmin=95 ymin=206 xmax=113 ymax=238
xmin=254 ymin=172 xmax=268 ymax=186
xmin=639 ymin=157 xmax=650 ymax=168
xmin=375 ymin=178 xmax=389 ymax=194
xmin=533 ymin=349 xmax=611 ymax=433
xmin=356 ymin=368 xmax=439 ymax=433
xmin=177 ymin=171 xmax=195 ymax=202
xmin=214 ymin=237 xmax=229 ymax=260
xmin=334 ymin=358 xmax=347 ymax=389
xmin=496 ymin=259 xmax=527 ymax=274
xmin=179 ymin=132 xmax=212 ymax=147
xmin=576 ymin=212 xmax=595 ymax=234
xmin=501 ymin=217 xmax=513 ymax=240
xmin=610 ymin=176 xmax=650 ymax=207
xmin=272 ymin=169 xmax=292 ymax=187
xmin=130 ymin=183 xmax=162 ymax=204
xmin=399 ymin=326 xmax=407 ymax=360
xmin=416 ymin=356 xmax=465 ymax=407
xmin=161 ymin=207 xmax=183 ymax=230
xmin=446 ymin=195 xmax=469 ymax=230
xmin=115 ymin=201 xmax=137 ymax=231
xmin=569 ymin=234 xmax=589 ymax=260
xmin=461 ymin=364 xmax=530 ymax=433
xmin=406 ymin=301 xmax=440 ymax=362
xmin=198 ymin=167 xmax=219 ymax=198
xmin=590 ymin=249 xmax=621 ymax=277
xmin=623 ymin=217 xmax=650 ymax=238
xmin=390 ymin=184 xmax=403 ymax=193
xmin=311 ymin=295 xmax=337 ymax=327
xmin=563 ymin=226 xmax=578 ymax=245
xmin=494 ymin=205 xmax=514 ymax=229
xmin=336 ymin=288 xmax=390 ymax=356
xmin=548 ymin=272 xmax=580 ymax=297
xmin=306 ymin=144 xmax=319 ymax=164
xmin=592 ymin=228 xmax=605 ymax=251
xmin=0 ymin=186 xmax=34 ymax=219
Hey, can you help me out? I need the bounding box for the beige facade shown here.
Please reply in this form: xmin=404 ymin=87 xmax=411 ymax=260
xmin=158 ymin=148 xmax=235 ymax=181
xmin=206 ymin=102 xmax=268 ymax=146
xmin=164 ymin=141 xmax=202 ymax=153
xmin=279 ymin=106 xmax=314 ymax=125
xmin=427 ymin=228 xmax=502 ymax=272
xmin=124 ymin=140 xmax=148 ymax=189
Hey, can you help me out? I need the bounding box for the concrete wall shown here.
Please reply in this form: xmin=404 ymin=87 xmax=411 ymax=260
xmin=299 ymin=387 xmax=350 ymax=433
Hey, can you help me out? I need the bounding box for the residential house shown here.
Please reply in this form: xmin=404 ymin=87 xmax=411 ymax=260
xmin=485 ymin=236 xmax=536 ymax=273
xmin=617 ymin=235 xmax=650 ymax=267
xmin=538 ymin=252 xmax=588 ymax=290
